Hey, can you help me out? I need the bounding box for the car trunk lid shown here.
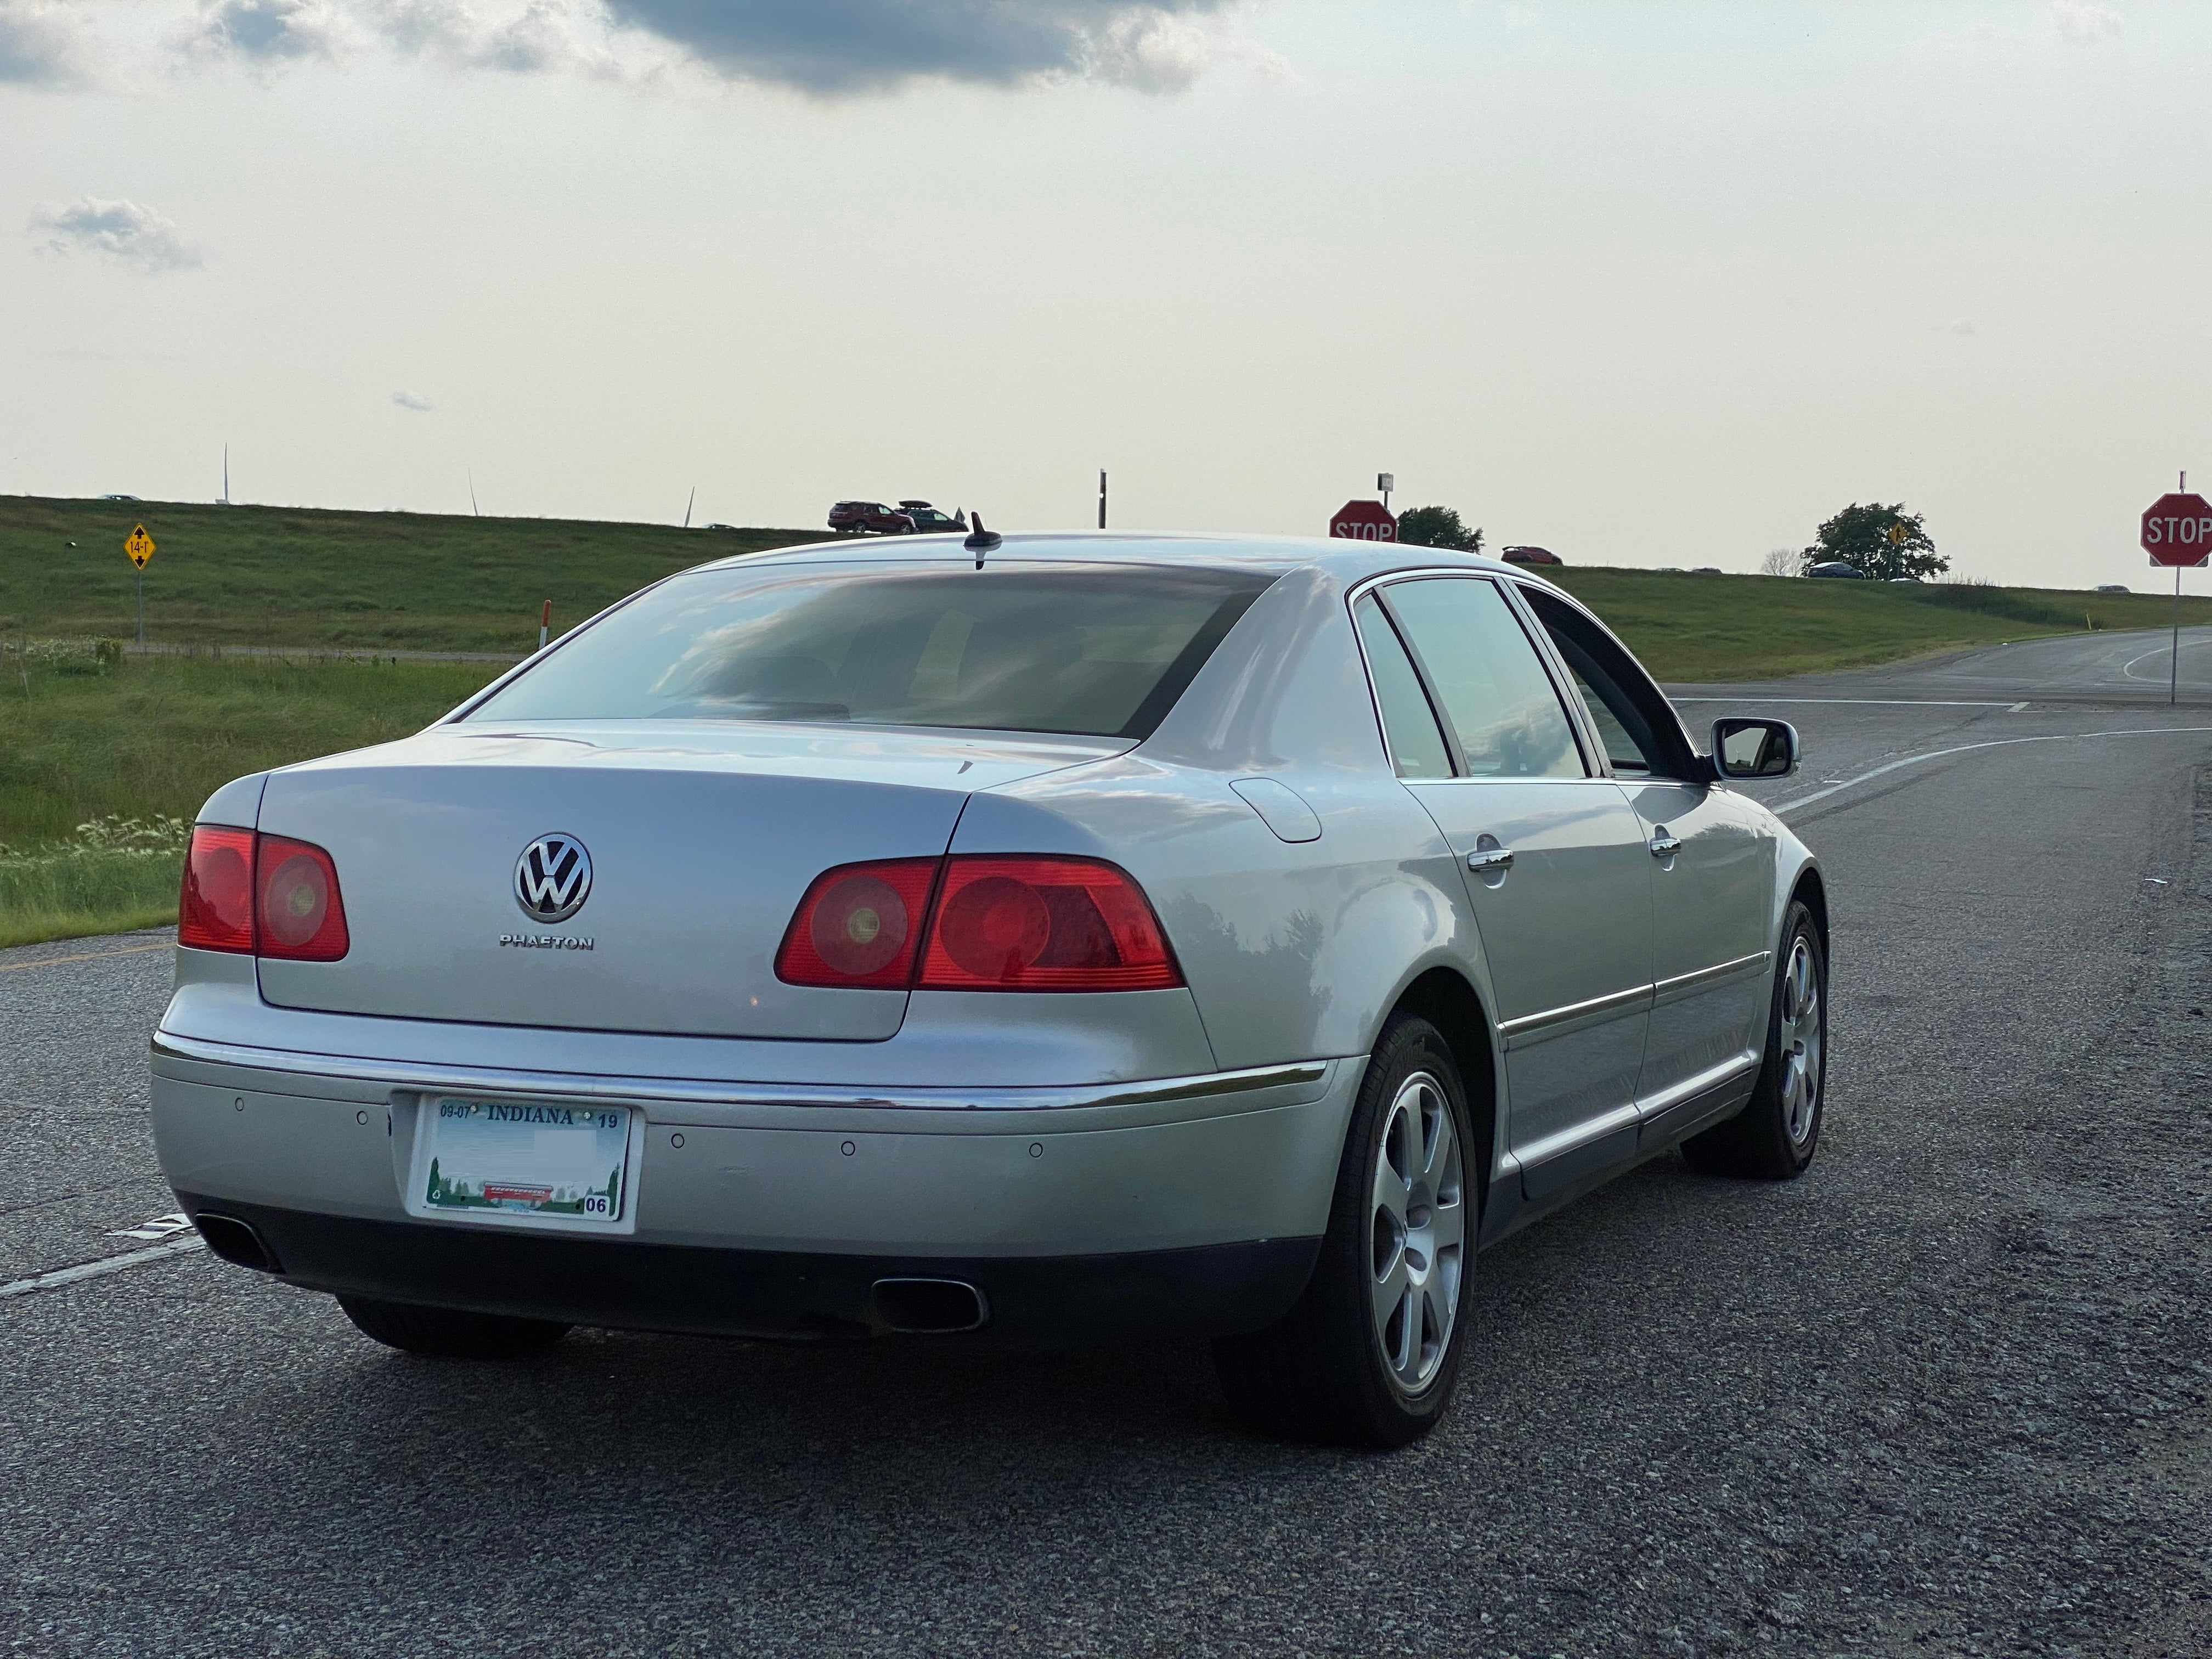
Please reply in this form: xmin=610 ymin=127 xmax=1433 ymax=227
xmin=251 ymin=722 xmax=1124 ymax=1040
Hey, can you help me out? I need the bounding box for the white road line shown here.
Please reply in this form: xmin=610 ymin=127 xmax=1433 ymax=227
xmin=1670 ymin=697 xmax=2018 ymax=708
xmin=1774 ymin=726 xmax=2212 ymax=817
xmin=2122 ymin=635 xmax=2212 ymax=683
xmin=0 ymin=1237 xmax=206 ymax=1301
xmin=111 ymin=1211 xmax=193 ymax=1241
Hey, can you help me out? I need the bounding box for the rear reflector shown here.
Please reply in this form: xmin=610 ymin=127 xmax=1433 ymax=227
xmin=177 ymin=825 xmax=349 ymax=961
xmin=776 ymin=853 xmax=1181 ymax=993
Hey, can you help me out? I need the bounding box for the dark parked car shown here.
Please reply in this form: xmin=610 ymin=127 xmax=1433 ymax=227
xmin=829 ymin=501 xmax=915 ymax=535
xmin=1500 ymin=546 xmax=1562 ymax=567
xmin=896 ymin=501 xmax=967 ymax=534
xmin=1806 ymin=561 xmax=1865 ymax=579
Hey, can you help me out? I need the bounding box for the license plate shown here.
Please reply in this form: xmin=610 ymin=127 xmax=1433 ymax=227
xmin=421 ymin=1097 xmax=630 ymax=1222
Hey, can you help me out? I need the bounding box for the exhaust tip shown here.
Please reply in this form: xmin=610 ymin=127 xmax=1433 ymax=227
xmin=871 ymin=1277 xmax=988 ymax=1334
xmin=193 ymin=1212 xmax=280 ymax=1274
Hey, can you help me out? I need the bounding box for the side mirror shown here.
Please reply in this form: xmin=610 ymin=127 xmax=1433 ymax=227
xmin=1710 ymin=717 xmax=1799 ymax=780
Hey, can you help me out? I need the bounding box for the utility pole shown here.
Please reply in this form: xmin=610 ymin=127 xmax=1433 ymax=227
xmin=2176 ymin=469 xmax=2187 ymax=709
xmin=1098 ymin=470 xmax=1108 ymax=529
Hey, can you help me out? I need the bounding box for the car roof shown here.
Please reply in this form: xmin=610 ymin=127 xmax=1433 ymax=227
xmin=698 ymin=529 xmax=1547 ymax=589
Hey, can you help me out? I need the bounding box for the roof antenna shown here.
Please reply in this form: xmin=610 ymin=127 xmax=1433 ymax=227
xmin=964 ymin=510 xmax=1001 ymax=569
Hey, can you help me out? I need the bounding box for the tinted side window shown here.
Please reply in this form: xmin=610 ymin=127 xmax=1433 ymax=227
xmin=1519 ymin=588 xmax=1696 ymax=779
xmin=1353 ymin=594 xmax=1453 ymax=778
xmin=1383 ymin=579 xmax=1585 ymax=780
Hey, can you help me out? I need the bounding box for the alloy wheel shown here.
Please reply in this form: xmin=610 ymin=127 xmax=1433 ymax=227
xmin=1779 ymin=936 xmax=1823 ymax=1146
xmin=1368 ymin=1070 xmax=1465 ymax=1397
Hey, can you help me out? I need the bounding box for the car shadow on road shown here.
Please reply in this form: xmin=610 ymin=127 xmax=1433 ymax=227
xmin=256 ymin=1148 xmax=1752 ymax=1514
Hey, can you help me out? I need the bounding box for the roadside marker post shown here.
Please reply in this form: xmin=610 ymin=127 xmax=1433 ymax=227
xmin=539 ymin=600 xmax=552 ymax=651
xmin=123 ymin=524 xmax=156 ymax=644
xmin=2140 ymin=471 xmax=2210 ymax=707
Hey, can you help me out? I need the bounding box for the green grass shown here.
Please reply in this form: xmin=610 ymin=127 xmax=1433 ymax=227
xmin=5 ymin=492 xmax=2209 ymax=948
xmin=0 ymin=494 xmax=820 ymax=654
xmin=6 ymin=493 xmax=2205 ymax=678
xmin=1544 ymin=567 xmax=2212 ymax=682
xmin=0 ymin=648 xmax=500 ymax=949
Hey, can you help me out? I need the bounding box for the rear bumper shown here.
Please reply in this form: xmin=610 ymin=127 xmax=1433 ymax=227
xmin=151 ymin=1035 xmax=1360 ymax=1342
xmin=176 ymin=1195 xmax=1320 ymax=1344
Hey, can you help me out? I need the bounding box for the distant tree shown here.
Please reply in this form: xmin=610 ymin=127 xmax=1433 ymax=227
xmin=1801 ymin=503 xmax=1948 ymax=581
xmin=1396 ymin=506 xmax=1484 ymax=554
xmin=1758 ymin=548 xmax=1797 ymax=578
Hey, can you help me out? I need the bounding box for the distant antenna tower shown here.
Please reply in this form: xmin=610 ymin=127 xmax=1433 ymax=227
xmin=222 ymin=442 xmax=230 ymax=506
xmin=469 ymin=469 xmax=481 ymax=517
xmin=684 ymin=486 xmax=695 ymax=529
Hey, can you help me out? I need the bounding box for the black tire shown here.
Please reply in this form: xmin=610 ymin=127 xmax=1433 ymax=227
xmin=337 ymin=1295 xmax=571 ymax=1359
xmin=1682 ymin=898 xmax=1827 ymax=1180
xmin=1214 ymin=1015 xmax=1477 ymax=1448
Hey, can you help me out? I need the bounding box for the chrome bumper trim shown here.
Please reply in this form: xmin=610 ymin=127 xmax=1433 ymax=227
xmin=150 ymin=1030 xmax=1330 ymax=1115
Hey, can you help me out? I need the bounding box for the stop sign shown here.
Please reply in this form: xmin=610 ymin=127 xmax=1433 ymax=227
xmin=2141 ymin=492 xmax=2212 ymax=568
xmin=1330 ymin=500 xmax=1397 ymax=541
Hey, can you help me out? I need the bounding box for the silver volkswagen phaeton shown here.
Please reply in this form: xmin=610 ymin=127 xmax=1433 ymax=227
xmin=152 ymin=532 xmax=1826 ymax=1446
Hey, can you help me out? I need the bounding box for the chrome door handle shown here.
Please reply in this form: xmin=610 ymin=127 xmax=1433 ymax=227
xmin=1467 ymin=846 xmax=1516 ymax=873
xmin=1649 ymin=831 xmax=1683 ymax=859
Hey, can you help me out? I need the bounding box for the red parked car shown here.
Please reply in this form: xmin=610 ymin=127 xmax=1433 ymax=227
xmin=828 ymin=501 xmax=915 ymax=535
xmin=1500 ymin=545 xmax=1564 ymax=567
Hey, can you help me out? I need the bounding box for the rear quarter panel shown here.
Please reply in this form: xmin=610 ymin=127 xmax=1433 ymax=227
xmin=963 ymin=566 xmax=1491 ymax=1071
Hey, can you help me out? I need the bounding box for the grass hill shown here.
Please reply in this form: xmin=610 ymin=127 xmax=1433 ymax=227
xmin=4 ymin=492 xmax=2207 ymax=948
xmin=0 ymin=495 xmax=816 ymax=655
xmin=1541 ymin=565 xmax=2212 ymax=682
xmin=4 ymin=492 xmax=2204 ymax=675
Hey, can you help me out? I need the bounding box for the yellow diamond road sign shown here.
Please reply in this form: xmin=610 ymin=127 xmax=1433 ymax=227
xmin=125 ymin=524 xmax=155 ymax=568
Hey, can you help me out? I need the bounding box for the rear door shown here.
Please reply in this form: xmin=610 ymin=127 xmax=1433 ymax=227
xmin=1358 ymin=577 xmax=1655 ymax=1198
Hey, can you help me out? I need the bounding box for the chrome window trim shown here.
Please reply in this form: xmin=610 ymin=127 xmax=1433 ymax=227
xmin=1351 ymin=571 xmax=1597 ymax=782
xmin=149 ymin=1030 xmax=1329 ymax=1115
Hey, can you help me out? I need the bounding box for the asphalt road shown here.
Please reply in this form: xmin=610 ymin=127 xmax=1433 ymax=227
xmin=6 ymin=629 xmax=2212 ymax=1658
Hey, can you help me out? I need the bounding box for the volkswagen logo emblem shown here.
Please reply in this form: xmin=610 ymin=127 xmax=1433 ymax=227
xmin=515 ymin=833 xmax=592 ymax=924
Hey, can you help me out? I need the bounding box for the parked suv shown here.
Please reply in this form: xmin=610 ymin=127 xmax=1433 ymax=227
xmin=1500 ymin=546 xmax=1562 ymax=567
xmin=828 ymin=501 xmax=915 ymax=535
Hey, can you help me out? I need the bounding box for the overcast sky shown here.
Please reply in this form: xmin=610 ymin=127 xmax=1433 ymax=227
xmin=4 ymin=0 xmax=2207 ymax=587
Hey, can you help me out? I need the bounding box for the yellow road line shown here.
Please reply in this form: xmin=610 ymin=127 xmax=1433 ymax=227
xmin=0 ymin=941 xmax=170 ymax=974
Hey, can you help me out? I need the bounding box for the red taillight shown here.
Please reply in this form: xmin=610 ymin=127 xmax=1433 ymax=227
xmin=176 ymin=826 xmax=348 ymax=961
xmin=774 ymin=859 xmax=940 ymax=989
xmin=179 ymin=826 xmax=256 ymax=953
xmin=255 ymin=834 xmax=350 ymax=961
xmin=776 ymin=853 xmax=1181 ymax=992
xmin=919 ymin=857 xmax=1181 ymax=991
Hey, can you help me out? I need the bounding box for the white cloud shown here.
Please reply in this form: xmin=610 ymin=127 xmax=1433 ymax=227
xmin=367 ymin=1 xmax=622 ymax=76
xmin=1079 ymin=7 xmax=1289 ymax=94
xmin=0 ymin=0 xmax=88 ymax=84
xmin=392 ymin=390 xmax=435 ymax=411
xmin=2052 ymin=1 xmax=2124 ymax=44
xmin=184 ymin=0 xmax=349 ymax=62
xmin=30 ymin=198 xmax=204 ymax=274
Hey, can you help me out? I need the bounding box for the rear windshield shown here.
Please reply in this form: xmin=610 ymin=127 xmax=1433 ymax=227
xmin=464 ymin=562 xmax=1276 ymax=740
